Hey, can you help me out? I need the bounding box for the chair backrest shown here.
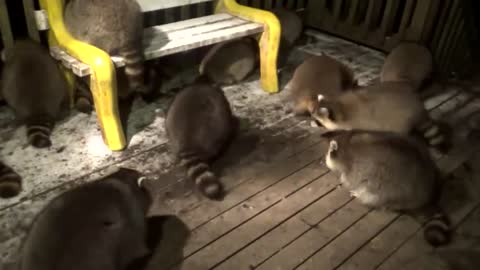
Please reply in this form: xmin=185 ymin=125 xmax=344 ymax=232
xmin=138 ymin=0 xmax=215 ymax=13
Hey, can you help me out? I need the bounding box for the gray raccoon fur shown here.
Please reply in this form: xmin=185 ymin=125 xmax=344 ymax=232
xmin=380 ymin=42 xmax=433 ymax=91
xmin=0 ymin=160 xmax=22 ymax=198
xmin=165 ymin=83 xmax=237 ymax=200
xmin=199 ymin=37 xmax=258 ymax=86
xmin=64 ymin=0 xmax=147 ymax=96
xmin=310 ymin=81 xmax=449 ymax=150
xmin=19 ymin=168 xmax=152 ymax=270
xmin=286 ymin=55 xmax=357 ymax=116
xmin=322 ymin=129 xmax=451 ymax=246
xmin=1 ymin=39 xmax=68 ymax=148
xmin=271 ymin=7 xmax=303 ymax=69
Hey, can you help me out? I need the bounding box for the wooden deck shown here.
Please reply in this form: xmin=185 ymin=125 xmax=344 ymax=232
xmin=2 ymin=31 xmax=480 ymax=270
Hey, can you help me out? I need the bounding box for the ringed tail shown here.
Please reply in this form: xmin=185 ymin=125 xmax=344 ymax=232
xmin=26 ymin=117 xmax=54 ymax=148
xmin=120 ymin=47 xmax=147 ymax=94
xmin=180 ymin=153 xmax=224 ymax=200
xmin=423 ymin=210 xmax=452 ymax=247
xmin=0 ymin=161 xmax=22 ymax=198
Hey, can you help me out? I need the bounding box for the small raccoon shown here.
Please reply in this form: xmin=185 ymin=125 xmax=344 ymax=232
xmin=0 ymin=160 xmax=22 ymax=198
xmin=323 ymin=129 xmax=451 ymax=246
xmin=380 ymin=42 xmax=433 ymax=91
xmin=199 ymin=37 xmax=258 ymax=86
xmin=19 ymin=168 xmax=152 ymax=270
xmin=271 ymin=7 xmax=303 ymax=68
xmin=310 ymin=81 xmax=449 ymax=150
xmin=1 ymin=40 xmax=68 ymax=148
xmin=286 ymin=55 xmax=356 ymax=116
xmin=165 ymin=83 xmax=237 ymax=200
xmin=64 ymin=0 xmax=148 ymax=96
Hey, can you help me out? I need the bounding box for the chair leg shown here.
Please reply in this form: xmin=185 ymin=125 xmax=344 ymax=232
xmin=89 ymin=63 xmax=126 ymax=151
xmin=219 ymin=0 xmax=280 ymax=93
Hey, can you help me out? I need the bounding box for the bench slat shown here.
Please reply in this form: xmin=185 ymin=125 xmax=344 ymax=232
xmin=138 ymin=0 xmax=214 ymax=12
xmin=146 ymin=13 xmax=233 ymax=35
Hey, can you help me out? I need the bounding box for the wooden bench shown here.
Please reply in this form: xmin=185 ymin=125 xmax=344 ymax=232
xmin=35 ymin=0 xmax=281 ymax=151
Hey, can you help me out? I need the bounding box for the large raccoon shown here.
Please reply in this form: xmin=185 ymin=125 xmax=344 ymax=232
xmin=380 ymin=42 xmax=433 ymax=91
xmin=310 ymin=81 xmax=450 ymax=151
xmin=199 ymin=37 xmax=258 ymax=86
xmin=271 ymin=7 xmax=303 ymax=69
xmin=286 ymin=55 xmax=357 ymax=116
xmin=165 ymin=83 xmax=237 ymax=200
xmin=64 ymin=0 xmax=148 ymax=97
xmin=1 ymin=39 xmax=68 ymax=148
xmin=0 ymin=160 xmax=22 ymax=198
xmin=19 ymin=168 xmax=152 ymax=270
xmin=323 ymin=129 xmax=451 ymax=246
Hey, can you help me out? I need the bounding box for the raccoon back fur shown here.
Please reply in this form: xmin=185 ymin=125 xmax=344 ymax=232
xmin=286 ymin=55 xmax=357 ymax=116
xmin=64 ymin=0 xmax=147 ymax=95
xmin=310 ymin=81 xmax=449 ymax=150
xmin=1 ymin=39 xmax=68 ymax=148
xmin=165 ymin=83 xmax=236 ymax=200
xmin=322 ymin=129 xmax=451 ymax=246
xmin=19 ymin=168 xmax=152 ymax=270
xmin=0 ymin=160 xmax=22 ymax=198
xmin=380 ymin=42 xmax=433 ymax=91
xmin=199 ymin=37 xmax=258 ymax=86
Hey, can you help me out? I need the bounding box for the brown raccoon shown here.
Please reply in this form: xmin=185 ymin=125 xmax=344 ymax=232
xmin=380 ymin=42 xmax=433 ymax=91
xmin=310 ymin=81 xmax=449 ymax=151
xmin=271 ymin=7 xmax=303 ymax=68
xmin=199 ymin=37 xmax=258 ymax=86
xmin=64 ymin=0 xmax=148 ymax=96
xmin=1 ymin=39 xmax=68 ymax=148
xmin=0 ymin=160 xmax=22 ymax=198
xmin=165 ymin=83 xmax=237 ymax=200
xmin=286 ymin=55 xmax=357 ymax=116
xmin=19 ymin=168 xmax=152 ymax=270
xmin=322 ymin=129 xmax=451 ymax=246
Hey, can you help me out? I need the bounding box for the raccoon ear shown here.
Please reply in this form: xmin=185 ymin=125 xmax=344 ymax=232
xmin=0 ymin=50 xmax=6 ymax=62
xmin=329 ymin=140 xmax=338 ymax=151
xmin=318 ymin=107 xmax=330 ymax=118
xmin=317 ymin=94 xmax=325 ymax=101
xmin=137 ymin=176 xmax=146 ymax=188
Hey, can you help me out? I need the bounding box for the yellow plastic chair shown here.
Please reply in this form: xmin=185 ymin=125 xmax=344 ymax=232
xmin=39 ymin=0 xmax=280 ymax=151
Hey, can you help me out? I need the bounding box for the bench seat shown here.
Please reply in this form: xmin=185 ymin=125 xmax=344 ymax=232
xmin=50 ymin=13 xmax=263 ymax=77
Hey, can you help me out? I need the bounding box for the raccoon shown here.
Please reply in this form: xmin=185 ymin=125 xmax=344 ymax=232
xmin=64 ymin=0 xmax=148 ymax=96
xmin=165 ymin=83 xmax=237 ymax=200
xmin=271 ymin=7 xmax=303 ymax=68
xmin=19 ymin=168 xmax=152 ymax=270
xmin=286 ymin=55 xmax=357 ymax=116
xmin=310 ymin=81 xmax=449 ymax=151
xmin=199 ymin=37 xmax=258 ymax=86
xmin=1 ymin=39 xmax=68 ymax=148
xmin=323 ymin=129 xmax=451 ymax=246
xmin=380 ymin=42 xmax=433 ymax=91
xmin=0 ymin=160 xmax=22 ymax=198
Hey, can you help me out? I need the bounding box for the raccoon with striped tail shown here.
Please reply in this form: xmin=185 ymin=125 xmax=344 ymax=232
xmin=1 ymin=39 xmax=68 ymax=148
xmin=310 ymin=81 xmax=451 ymax=152
xmin=165 ymin=83 xmax=237 ymax=200
xmin=322 ymin=129 xmax=451 ymax=246
xmin=0 ymin=160 xmax=22 ymax=198
xmin=64 ymin=0 xmax=149 ymax=98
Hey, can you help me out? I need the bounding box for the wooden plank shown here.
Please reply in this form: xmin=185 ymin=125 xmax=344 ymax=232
xmin=256 ymin=200 xmax=370 ymax=270
xmin=0 ymin=0 xmax=14 ymax=48
xmin=214 ymin=187 xmax=354 ymax=269
xmin=180 ymin=170 xmax=343 ymax=269
xmin=138 ymin=0 xmax=214 ymax=12
xmin=145 ymin=13 xmax=233 ymax=35
xmin=182 ymin=156 xmax=330 ymax=258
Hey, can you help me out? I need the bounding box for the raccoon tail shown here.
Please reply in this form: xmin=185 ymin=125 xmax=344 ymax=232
xmin=0 ymin=161 xmax=22 ymax=198
xmin=119 ymin=46 xmax=147 ymax=94
xmin=26 ymin=117 xmax=54 ymax=148
xmin=180 ymin=153 xmax=224 ymax=200
xmin=415 ymin=119 xmax=451 ymax=153
xmin=423 ymin=209 xmax=452 ymax=247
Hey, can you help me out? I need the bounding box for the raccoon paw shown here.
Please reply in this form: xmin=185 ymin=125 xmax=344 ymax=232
xmin=29 ymin=135 xmax=52 ymax=148
xmin=0 ymin=177 xmax=22 ymax=198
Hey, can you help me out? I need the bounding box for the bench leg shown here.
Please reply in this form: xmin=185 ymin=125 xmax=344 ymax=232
xmin=88 ymin=63 xmax=126 ymax=151
xmin=218 ymin=0 xmax=281 ymax=93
